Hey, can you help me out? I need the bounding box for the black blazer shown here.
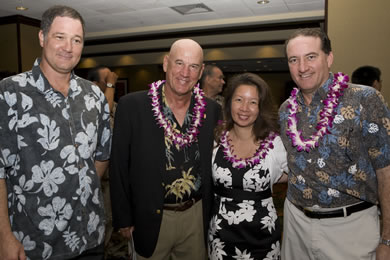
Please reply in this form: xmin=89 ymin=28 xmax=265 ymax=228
xmin=110 ymin=90 xmax=221 ymax=257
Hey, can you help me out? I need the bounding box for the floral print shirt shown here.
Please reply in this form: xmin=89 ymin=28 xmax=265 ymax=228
xmin=279 ymin=73 xmax=390 ymax=208
xmin=0 ymin=59 xmax=111 ymax=259
xmin=161 ymin=86 xmax=201 ymax=204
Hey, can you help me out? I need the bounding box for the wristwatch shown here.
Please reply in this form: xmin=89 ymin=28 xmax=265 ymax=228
xmin=106 ymin=83 xmax=114 ymax=88
xmin=380 ymin=238 xmax=390 ymax=246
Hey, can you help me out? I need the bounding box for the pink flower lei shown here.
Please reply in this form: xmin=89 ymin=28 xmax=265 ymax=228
xmin=286 ymin=72 xmax=349 ymax=152
xmin=220 ymin=130 xmax=278 ymax=169
xmin=148 ymin=80 xmax=206 ymax=150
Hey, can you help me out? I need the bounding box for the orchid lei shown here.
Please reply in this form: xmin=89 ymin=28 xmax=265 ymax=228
xmin=148 ymin=80 xmax=206 ymax=150
xmin=286 ymin=72 xmax=349 ymax=152
xmin=220 ymin=130 xmax=278 ymax=169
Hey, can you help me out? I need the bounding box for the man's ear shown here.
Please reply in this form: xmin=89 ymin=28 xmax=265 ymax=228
xmin=38 ymin=30 xmax=45 ymax=48
xmin=198 ymin=64 xmax=205 ymax=81
xmin=163 ymin=55 xmax=169 ymax=73
xmin=326 ymin=51 xmax=334 ymax=69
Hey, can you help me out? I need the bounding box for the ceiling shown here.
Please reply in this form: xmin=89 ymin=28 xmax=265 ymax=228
xmin=0 ymin=0 xmax=325 ymax=72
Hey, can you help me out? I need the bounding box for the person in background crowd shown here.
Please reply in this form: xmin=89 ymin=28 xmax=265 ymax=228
xmin=87 ymin=65 xmax=118 ymax=114
xmin=279 ymin=28 xmax=390 ymax=260
xmin=0 ymin=5 xmax=111 ymax=260
xmin=200 ymin=64 xmax=225 ymax=106
xmin=109 ymin=39 xmax=221 ymax=260
xmin=208 ymin=72 xmax=288 ymax=260
xmin=352 ymin=65 xmax=382 ymax=91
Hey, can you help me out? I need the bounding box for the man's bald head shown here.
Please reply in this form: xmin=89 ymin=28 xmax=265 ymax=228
xmin=169 ymin=39 xmax=204 ymax=63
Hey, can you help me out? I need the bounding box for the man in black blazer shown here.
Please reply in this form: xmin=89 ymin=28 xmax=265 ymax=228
xmin=110 ymin=39 xmax=221 ymax=259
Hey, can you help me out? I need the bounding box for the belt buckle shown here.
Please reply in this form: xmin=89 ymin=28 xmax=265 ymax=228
xmin=303 ymin=207 xmax=312 ymax=214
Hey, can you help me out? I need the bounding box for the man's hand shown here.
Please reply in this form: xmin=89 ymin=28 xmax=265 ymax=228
xmin=376 ymin=244 xmax=390 ymax=260
xmin=106 ymin=71 xmax=118 ymax=86
xmin=0 ymin=232 xmax=26 ymax=260
xmin=119 ymin=226 xmax=134 ymax=240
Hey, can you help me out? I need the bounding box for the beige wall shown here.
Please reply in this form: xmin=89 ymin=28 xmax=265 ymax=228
xmin=328 ymin=0 xmax=390 ymax=102
xmin=0 ymin=24 xmax=18 ymax=74
xmin=0 ymin=23 xmax=40 ymax=74
xmin=20 ymin=24 xmax=41 ymax=72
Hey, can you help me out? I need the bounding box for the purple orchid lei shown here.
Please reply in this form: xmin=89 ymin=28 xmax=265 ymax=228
xmin=148 ymin=80 xmax=206 ymax=150
xmin=286 ymin=72 xmax=349 ymax=152
xmin=220 ymin=130 xmax=278 ymax=169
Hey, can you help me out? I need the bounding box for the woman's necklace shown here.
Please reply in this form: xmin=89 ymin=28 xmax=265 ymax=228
xmin=286 ymin=72 xmax=349 ymax=152
xmin=148 ymin=80 xmax=206 ymax=150
xmin=220 ymin=130 xmax=278 ymax=169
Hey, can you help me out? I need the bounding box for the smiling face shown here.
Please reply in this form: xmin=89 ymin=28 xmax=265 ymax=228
xmin=163 ymin=39 xmax=204 ymax=98
xmin=231 ymin=84 xmax=260 ymax=129
xmin=39 ymin=16 xmax=84 ymax=76
xmin=286 ymin=35 xmax=333 ymax=98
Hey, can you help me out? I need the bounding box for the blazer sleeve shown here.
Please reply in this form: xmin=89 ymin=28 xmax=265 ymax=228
xmin=109 ymin=94 xmax=133 ymax=228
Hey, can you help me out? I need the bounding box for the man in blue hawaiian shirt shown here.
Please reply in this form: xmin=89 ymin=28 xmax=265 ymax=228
xmin=279 ymin=28 xmax=390 ymax=260
xmin=0 ymin=5 xmax=111 ymax=260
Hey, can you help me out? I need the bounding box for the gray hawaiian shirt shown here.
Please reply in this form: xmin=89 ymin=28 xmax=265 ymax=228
xmin=0 ymin=59 xmax=111 ymax=259
xmin=279 ymin=73 xmax=390 ymax=208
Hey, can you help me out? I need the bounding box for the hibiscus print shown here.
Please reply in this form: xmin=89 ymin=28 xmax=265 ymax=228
xmin=87 ymin=211 xmax=100 ymax=235
xmin=75 ymin=123 xmax=97 ymax=159
xmin=13 ymin=231 xmax=36 ymax=251
xmin=38 ymin=196 xmax=73 ymax=235
xmin=37 ymin=114 xmax=60 ymax=152
xmin=13 ymin=175 xmax=34 ymax=212
xmin=31 ymin=160 xmax=65 ymax=197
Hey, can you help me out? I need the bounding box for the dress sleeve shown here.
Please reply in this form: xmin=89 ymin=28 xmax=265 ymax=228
xmin=268 ymin=136 xmax=288 ymax=187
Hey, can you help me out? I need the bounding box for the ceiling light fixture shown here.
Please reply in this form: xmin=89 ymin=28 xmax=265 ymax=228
xmin=16 ymin=6 xmax=28 ymax=11
xmin=257 ymin=0 xmax=270 ymax=4
xmin=16 ymin=0 xmax=28 ymax=11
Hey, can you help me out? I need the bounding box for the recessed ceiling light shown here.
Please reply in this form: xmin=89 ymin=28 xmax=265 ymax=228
xmin=16 ymin=6 xmax=28 ymax=11
xmin=257 ymin=0 xmax=270 ymax=4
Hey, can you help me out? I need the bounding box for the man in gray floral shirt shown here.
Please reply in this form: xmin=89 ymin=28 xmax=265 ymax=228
xmin=279 ymin=28 xmax=390 ymax=260
xmin=0 ymin=5 xmax=111 ymax=260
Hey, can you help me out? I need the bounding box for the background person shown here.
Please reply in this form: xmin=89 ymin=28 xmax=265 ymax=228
xmin=352 ymin=65 xmax=382 ymax=91
xmin=87 ymin=65 xmax=118 ymax=114
xmin=109 ymin=39 xmax=221 ymax=260
xmin=279 ymin=28 xmax=390 ymax=260
xmin=208 ymin=73 xmax=288 ymax=260
xmin=200 ymin=64 xmax=225 ymax=106
xmin=0 ymin=5 xmax=111 ymax=260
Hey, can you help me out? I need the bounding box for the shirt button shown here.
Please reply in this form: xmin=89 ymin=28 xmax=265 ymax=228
xmin=156 ymin=209 xmax=161 ymax=214
xmin=309 ymin=125 xmax=313 ymax=128
xmin=162 ymin=183 xmax=165 ymax=187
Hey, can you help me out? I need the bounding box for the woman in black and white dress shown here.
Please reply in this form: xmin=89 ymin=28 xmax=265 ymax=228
xmin=208 ymin=73 xmax=288 ymax=260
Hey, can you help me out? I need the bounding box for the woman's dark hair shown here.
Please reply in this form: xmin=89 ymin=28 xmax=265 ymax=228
xmin=215 ymin=72 xmax=279 ymax=143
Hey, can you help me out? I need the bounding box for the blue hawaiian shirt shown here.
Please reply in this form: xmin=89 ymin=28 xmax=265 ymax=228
xmin=0 ymin=59 xmax=111 ymax=259
xmin=279 ymin=73 xmax=390 ymax=208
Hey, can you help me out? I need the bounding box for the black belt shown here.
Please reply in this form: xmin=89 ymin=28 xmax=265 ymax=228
xmin=163 ymin=195 xmax=202 ymax=212
xmin=294 ymin=201 xmax=375 ymax=219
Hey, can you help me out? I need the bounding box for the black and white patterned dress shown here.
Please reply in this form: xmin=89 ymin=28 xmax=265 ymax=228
xmin=208 ymin=136 xmax=288 ymax=260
